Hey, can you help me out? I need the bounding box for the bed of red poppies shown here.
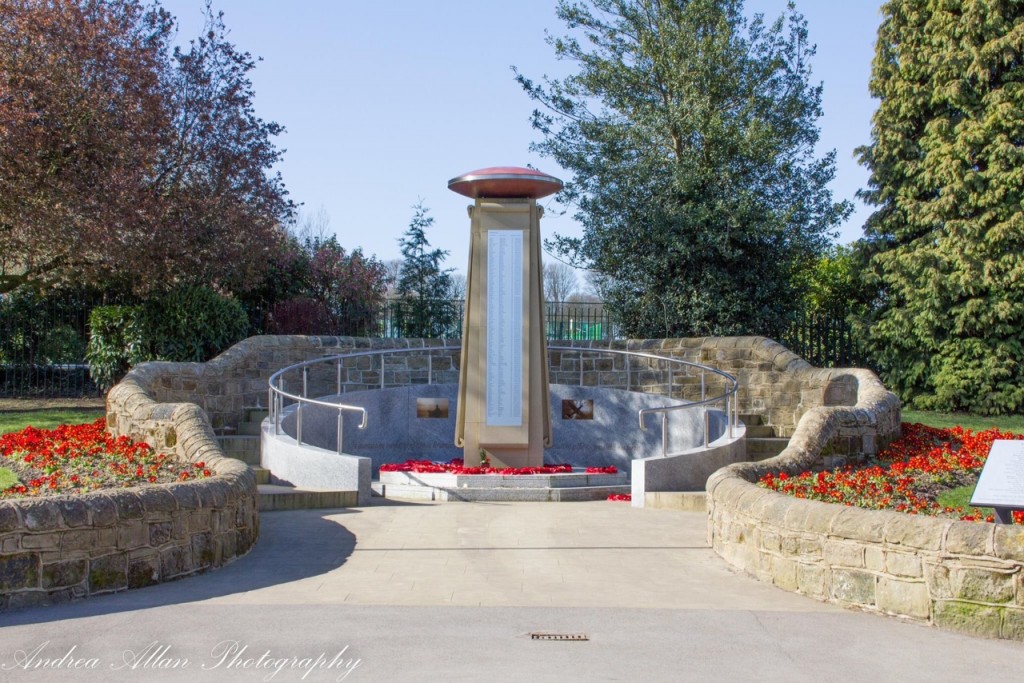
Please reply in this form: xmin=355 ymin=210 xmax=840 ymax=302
xmin=379 ymin=458 xmax=618 ymax=476
xmin=758 ymin=422 xmax=1024 ymax=523
xmin=0 ymin=418 xmax=211 ymax=499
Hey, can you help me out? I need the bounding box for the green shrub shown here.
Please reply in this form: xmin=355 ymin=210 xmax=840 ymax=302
xmin=142 ymin=286 xmax=248 ymax=362
xmin=87 ymin=286 xmax=249 ymax=390
xmin=86 ymin=305 xmax=148 ymax=391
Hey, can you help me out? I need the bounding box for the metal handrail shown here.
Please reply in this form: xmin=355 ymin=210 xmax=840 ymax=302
xmin=267 ymin=344 xmax=739 ymax=456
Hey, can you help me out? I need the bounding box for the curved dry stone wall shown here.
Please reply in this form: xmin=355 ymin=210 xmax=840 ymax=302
xmin=0 ymin=383 xmax=258 ymax=612
xmin=704 ymin=340 xmax=1024 ymax=640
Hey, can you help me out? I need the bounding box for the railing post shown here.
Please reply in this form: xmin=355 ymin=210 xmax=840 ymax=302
xmin=579 ymin=350 xmax=584 ymax=387
xmin=337 ymin=360 xmax=342 ymax=395
xmin=661 ymin=413 xmax=668 ymax=457
xmin=297 ymin=401 xmax=303 ymax=446
xmin=668 ymin=359 xmax=673 ymax=399
xmin=428 ymin=353 xmax=433 ymax=385
xmin=380 ymin=356 xmax=385 ymax=389
xmin=302 ymin=367 xmax=308 ymax=398
xmin=701 ymin=370 xmax=706 ymax=402
xmin=342 ymin=409 xmax=350 ymax=456
xmin=733 ymin=389 xmax=739 ymax=430
xmin=727 ymin=392 xmax=733 ymax=439
xmin=626 ymin=355 xmax=631 ymax=391
xmin=274 ymin=379 xmax=281 ymax=436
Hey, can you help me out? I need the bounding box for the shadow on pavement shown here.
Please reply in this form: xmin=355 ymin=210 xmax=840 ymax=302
xmin=0 ymin=508 xmax=359 ymax=627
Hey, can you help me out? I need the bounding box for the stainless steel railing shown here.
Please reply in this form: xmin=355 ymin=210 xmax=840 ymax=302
xmin=268 ymin=345 xmax=739 ymax=456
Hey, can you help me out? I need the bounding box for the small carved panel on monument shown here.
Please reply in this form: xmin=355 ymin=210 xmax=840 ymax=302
xmin=561 ymin=399 xmax=594 ymax=420
xmin=416 ymin=398 xmax=449 ymax=419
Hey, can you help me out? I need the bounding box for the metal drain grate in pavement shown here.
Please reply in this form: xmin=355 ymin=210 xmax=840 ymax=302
xmin=529 ymin=632 xmax=589 ymax=641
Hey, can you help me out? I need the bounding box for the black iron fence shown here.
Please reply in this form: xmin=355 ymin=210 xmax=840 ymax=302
xmin=780 ymin=310 xmax=872 ymax=370
xmin=1 ymin=289 xmax=869 ymax=398
xmin=0 ymin=290 xmax=110 ymax=397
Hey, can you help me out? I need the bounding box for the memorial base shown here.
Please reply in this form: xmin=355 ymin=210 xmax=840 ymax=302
xmin=375 ymin=470 xmax=629 ymax=503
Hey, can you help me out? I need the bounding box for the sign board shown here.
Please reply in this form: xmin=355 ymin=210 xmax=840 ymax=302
xmin=970 ymin=440 xmax=1024 ymax=516
xmin=485 ymin=230 xmax=523 ymax=426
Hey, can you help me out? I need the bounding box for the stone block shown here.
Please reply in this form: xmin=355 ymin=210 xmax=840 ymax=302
xmin=61 ymin=529 xmax=97 ymax=554
xmin=953 ymin=567 xmax=1016 ymax=603
xmin=884 ymin=515 xmax=945 ymax=551
xmin=128 ymin=554 xmax=161 ymax=589
xmin=188 ymin=509 xmax=212 ymax=534
xmin=86 ymin=496 xmax=118 ymax=527
xmin=933 ymin=601 xmax=1003 ymax=639
xmin=111 ymin=518 xmax=140 ymax=548
xmin=797 ymin=563 xmax=827 ymax=598
xmin=925 ymin=562 xmax=953 ymax=600
xmin=824 ymin=540 xmax=865 ymax=569
xmin=760 ymin=530 xmax=781 ymax=553
xmin=55 ymin=498 xmax=89 ymax=528
xmin=830 ymin=508 xmax=888 ymax=544
xmin=136 ymin=487 xmax=178 ymax=514
xmin=993 ymin=526 xmax=1024 ymax=563
xmin=19 ymin=530 xmax=63 ymax=551
xmin=946 ymin=522 xmax=993 ymax=555
xmin=876 ymin=576 xmax=931 ymax=620
xmin=1000 ymin=607 xmax=1024 ymax=640
xmin=88 ymin=553 xmax=128 ymax=593
xmin=865 ymin=546 xmax=885 ymax=572
xmin=885 ymin=551 xmax=923 ymax=578
xmin=19 ymin=500 xmax=60 ymax=532
xmin=0 ymin=552 xmax=39 ymax=590
xmin=42 ymin=559 xmax=87 ymax=589
xmin=0 ymin=503 xmax=19 ymax=533
xmin=191 ymin=532 xmax=214 ymax=568
xmin=772 ymin=557 xmax=799 ymax=591
xmin=830 ymin=568 xmax=876 ymax=606
xmin=160 ymin=544 xmax=192 ymax=578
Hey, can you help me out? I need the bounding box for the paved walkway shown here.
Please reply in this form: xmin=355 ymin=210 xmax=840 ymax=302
xmin=2 ymin=501 xmax=1024 ymax=682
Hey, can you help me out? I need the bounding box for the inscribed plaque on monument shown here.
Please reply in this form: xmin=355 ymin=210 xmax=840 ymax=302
xmin=485 ymin=230 xmax=523 ymax=426
xmin=970 ymin=440 xmax=1024 ymax=509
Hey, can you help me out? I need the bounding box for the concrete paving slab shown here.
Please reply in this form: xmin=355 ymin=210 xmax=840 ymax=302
xmin=0 ymin=500 xmax=1023 ymax=682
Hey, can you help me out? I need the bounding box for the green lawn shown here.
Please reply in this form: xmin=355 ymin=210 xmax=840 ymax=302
xmin=902 ymin=409 xmax=1024 ymax=434
xmin=0 ymin=408 xmax=105 ymax=435
xmin=0 ymin=467 xmax=19 ymax=490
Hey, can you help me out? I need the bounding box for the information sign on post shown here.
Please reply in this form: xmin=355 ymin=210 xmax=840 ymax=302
xmin=970 ymin=439 xmax=1024 ymax=524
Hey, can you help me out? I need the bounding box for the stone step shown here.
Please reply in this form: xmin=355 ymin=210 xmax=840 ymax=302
xmin=237 ymin=421 xmax=263 ymax=436
xmin=642 ymin=491 xmax=707 ymax=512
xmin=747 ymin=437 xmax=791 ymax=460
xmin=378 ymin=482 xmax=631 ymax=503
xmin=214 ymin=435 xmax=261 ymax=465
xmin=744 ymin=423 xmax=776 ymax=438
xmin=245 ymin=406 xmax=269 ymax=423
xmin=258 ymin=484 xmax=359 ymax=511
xmin=252 ymin=466 xmax=271 ymax=485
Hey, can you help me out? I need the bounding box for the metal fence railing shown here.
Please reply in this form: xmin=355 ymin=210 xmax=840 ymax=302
xmin=1 ymin=286 xmax=870 ymax=399
xmin=0 ymin=290 xmax=109 ymax=397
xmin=780 ymin=310 xmax=872 ymax=370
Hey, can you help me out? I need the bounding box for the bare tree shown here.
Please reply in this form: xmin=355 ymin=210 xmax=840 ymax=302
xmin=293 ymin=205 xmax=332 ymax=245
xmin=382 ymin=259 xmax=402 ymax=298
xmin=449 ymin=272 xmax=467 ymax=301
xmin=543 ymin=261 xmax=578 ymax=302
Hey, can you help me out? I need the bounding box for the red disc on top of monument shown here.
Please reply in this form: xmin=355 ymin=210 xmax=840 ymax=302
xmin=447 ymin=166 xmax=563 ymax=199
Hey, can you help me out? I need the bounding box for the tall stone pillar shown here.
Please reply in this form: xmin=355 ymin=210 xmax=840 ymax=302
xmin=449 ymin=167 xmax=562 ymax=468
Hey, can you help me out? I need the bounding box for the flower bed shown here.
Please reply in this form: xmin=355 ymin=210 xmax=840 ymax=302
xmin=379 ymin=458 xmax=618 ymax=476
xmin=0 ymin=419 xmax=211 ymax=499
xmin=758 ymin=422 xmax=1024 ymax=523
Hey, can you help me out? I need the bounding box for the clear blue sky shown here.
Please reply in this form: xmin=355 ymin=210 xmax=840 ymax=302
xmin=163 ymin=0 xmax=884 ymax=279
